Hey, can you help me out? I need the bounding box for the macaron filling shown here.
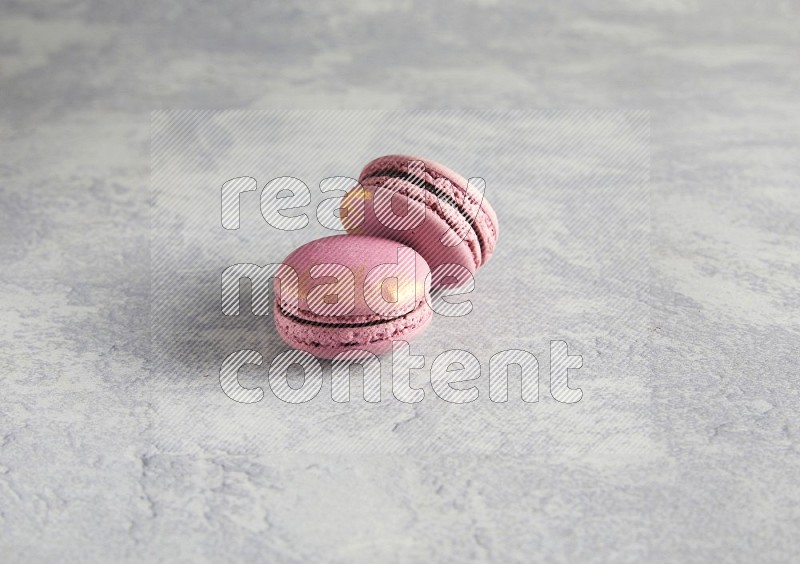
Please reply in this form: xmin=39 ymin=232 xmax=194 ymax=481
xmin=362 ymin=168 xmax=487 ymax=263
xmin=359 ymin=175 xmax=482 ymax=273
xmin=278 ymin=302 xmax=422 ymax=328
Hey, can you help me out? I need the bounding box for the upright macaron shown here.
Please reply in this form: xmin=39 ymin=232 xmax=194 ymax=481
xmin=340 ymin=155 xmax=499 ymax=287
xmin=273 ymin=235 xmax=433 ymax=359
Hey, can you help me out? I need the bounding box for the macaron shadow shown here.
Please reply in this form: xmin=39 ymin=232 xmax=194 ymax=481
xmin=152 ymin=268 xmax=294 ymax=379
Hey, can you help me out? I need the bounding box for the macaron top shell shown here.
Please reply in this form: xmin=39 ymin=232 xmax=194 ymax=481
xmin=275 ymin=234 xmax=431 ymax=321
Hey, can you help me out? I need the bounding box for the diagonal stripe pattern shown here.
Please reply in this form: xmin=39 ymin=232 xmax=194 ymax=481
xmin=489 ymin=349 xmax=540 ymax=403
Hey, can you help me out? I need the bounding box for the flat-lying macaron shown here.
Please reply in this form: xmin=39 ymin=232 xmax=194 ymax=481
xmin=273 ymin=234 xmax=432 ymax=359
xmin=341 ymin=155 xmax=499 ymax=287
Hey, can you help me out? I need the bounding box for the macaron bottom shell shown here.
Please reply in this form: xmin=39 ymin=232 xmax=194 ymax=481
xmin=273 ymin=299 xmax=433 ymax=359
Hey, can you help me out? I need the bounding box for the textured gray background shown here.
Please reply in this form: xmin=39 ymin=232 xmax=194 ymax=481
xmin=1 ymin=1 xmax=799 ymax=562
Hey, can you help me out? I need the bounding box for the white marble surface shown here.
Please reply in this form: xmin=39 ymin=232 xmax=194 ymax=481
xmin=1 ymin=1 xmax=799 ymax=562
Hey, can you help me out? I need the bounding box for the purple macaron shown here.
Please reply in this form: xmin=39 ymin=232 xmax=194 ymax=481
xmin=341 ymin=155 xmax=499 ymax=287
xmin=273 ymin=235 xmax=433 ymax=359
